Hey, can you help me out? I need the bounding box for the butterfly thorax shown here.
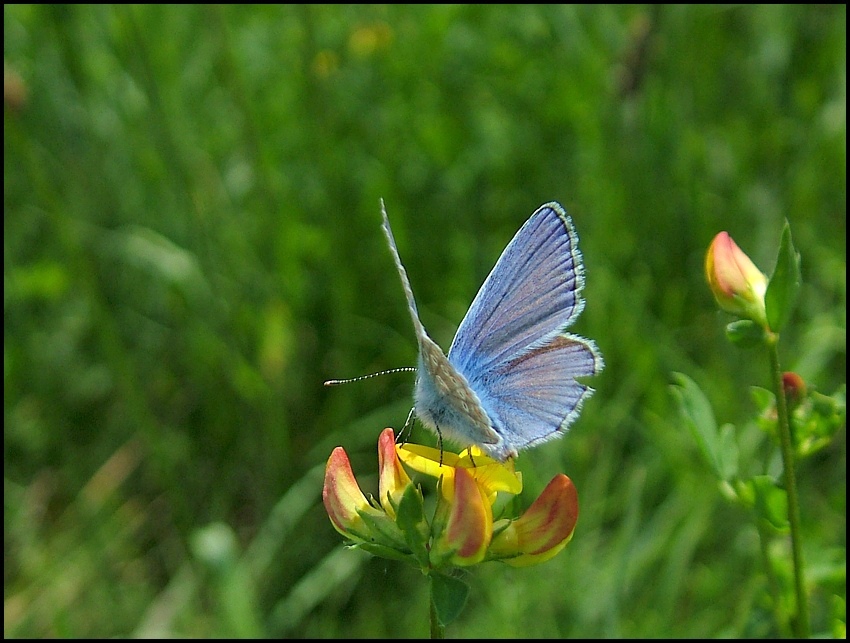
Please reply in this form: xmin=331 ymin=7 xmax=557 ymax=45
xmin=414 ymin=333 xmax=517 ymax=460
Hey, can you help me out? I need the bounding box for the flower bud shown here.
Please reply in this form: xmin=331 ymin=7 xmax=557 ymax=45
xmin=782 ymin=371 xmax=807 ymax=407
xmin=489 ymin=474 xmax=579 ymax=567
xmin=706 ymin=231 xmax=768 ymax=327
xmin=322 ymin=447 xmax=381 ymax=541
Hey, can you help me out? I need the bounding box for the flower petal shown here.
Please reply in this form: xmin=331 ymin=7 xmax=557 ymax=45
xmin=397 ymin=443 xmax=461 ymax=474
xmin=396 ymin=443 xmax=521 ymax=503
xmin=467 ymin=459 xmax=523 ymax=499
xmin=378 ymin=428 xmax=412 ymax=516
xmin=435 ymin=467 xmax=493 ymax=566
xmin=322 ymin=446 xmax=375 ymax=540
xmin=490 ymin=473 xmax=579 ymax=567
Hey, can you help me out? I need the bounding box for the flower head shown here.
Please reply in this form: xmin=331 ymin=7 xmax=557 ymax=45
xmin=323 ymin=430 xmax=579 ymax=571
xmin=706 ymin=231 xmax=769 ymax=327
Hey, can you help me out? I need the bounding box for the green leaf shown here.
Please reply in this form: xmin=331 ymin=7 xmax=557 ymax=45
xmin=671 ymin=372 xmax=727 ymax=480
xmin=750 ymin=475 xmax=789 ymax=532
xmin=750 ymin=386 xmax=779 ymax=435
xmin=749 ymin=386 xmax=775 ymax=412
xmin=793 ymin=387 xmax=846 ymax=458
xmin=724 ymin=320 xmax=767 ymax=347
xmin=355 ymin=542 xmax=415 ymax=563
xmin=396 ymin=483 xmax=425 ymax=530
xmin=357 ymin=510 xmax=406 ymax=549
xmin=430 ymin=572 xmax=470 ymax=627
xmin=396 ymin=484 xmax=430 ymax=567
xmin=765 ymin=221 xmax=801 ymax=332
xmin=717 ymin=423 xmax=739 ymax=480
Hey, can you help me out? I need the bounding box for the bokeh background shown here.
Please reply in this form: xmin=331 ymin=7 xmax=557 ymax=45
xmin=4 ymin=4 xmax=845 ymax=638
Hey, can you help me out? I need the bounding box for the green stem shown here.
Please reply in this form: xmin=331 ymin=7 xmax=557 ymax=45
xmin=767 ymin=334 xmax=809 ymax=637
xmin=756 ymin=517 xmax=791 ymax=637
xmin=429 ymin=577 xmax=446 ymax=639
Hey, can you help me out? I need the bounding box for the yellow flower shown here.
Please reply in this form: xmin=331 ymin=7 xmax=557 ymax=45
xmin=323 ymin=431 xmax=579 ymax=569
xmin=396 ymin=442 xmax=523 ymax=567
xmin=396 ymin=443 xmax=523 ymax=503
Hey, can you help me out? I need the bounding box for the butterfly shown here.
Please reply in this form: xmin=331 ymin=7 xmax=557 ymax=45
xmin=380 ymin=200 xmax=603 ymax=462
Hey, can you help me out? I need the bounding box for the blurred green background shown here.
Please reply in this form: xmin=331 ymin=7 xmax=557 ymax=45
xmin=4 ymin=4 xmax=845 ymax=638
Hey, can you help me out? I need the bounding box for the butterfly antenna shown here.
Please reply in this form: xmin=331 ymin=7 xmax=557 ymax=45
xmin=324 ymin=367 xmax=416 ymax=386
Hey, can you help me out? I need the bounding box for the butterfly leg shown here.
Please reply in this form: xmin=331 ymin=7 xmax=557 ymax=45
xmin=396 ymin=406 xmax=417 ymax=447
xmin=434 ymin=423 xmax=445 ymax=466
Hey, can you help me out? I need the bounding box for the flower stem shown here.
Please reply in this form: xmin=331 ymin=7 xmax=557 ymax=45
xmin=767 ymin=334 xmax=809 ymax=637
xmin=429 ymin=578 xmax=446 ymax=639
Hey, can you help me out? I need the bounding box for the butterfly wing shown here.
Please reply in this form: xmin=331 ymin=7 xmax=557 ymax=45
xmin=448 ymin=202 xmax=603 ymax=456
xmin=380 ymin=201 xmax=500 ymax=448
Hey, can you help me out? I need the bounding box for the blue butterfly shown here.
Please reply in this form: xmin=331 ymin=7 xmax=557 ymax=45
xmin=380 ymin=200 xmax=603 ymax=461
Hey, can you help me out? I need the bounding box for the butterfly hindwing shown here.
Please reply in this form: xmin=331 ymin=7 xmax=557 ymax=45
xmin=478 ymin=333 xmax=602 ymax=453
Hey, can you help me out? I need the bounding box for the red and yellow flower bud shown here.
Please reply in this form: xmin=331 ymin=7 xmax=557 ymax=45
xmin=433 ymin=467 xmax=494 ymax=566
xmin=706 ymin=231 xmax=769 ymax=327
xmin=489 ymin=474 xmax=579 ymax=567
xmin=322 ymin=446 xmax=382 ymax=541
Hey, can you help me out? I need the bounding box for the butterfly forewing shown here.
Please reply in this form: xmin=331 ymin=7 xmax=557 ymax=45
xmin=447 ymin=202 xmax=603 ymax=454
xmin=449 ymin=203 xmax=586 ymax=373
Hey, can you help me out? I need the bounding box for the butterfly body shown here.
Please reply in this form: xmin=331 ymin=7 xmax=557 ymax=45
xmin=414 ymin=331 xmax=502 ymax=451
xmin=381 ymin=200 xmax=603 ymax=461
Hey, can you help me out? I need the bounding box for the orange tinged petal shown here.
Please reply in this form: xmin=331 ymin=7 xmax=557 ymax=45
xmin=515 ymin=474 xmax=578 ymax=555
xmin=378 ymin=428 xmax=412 ymax=515
xmin=322 ymin=446 xmax=372 ymax=538
xmin=438 ymin=467 xmax=493 ymax=566
xmin=490 ymin=474 xmax=579 ymax=567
